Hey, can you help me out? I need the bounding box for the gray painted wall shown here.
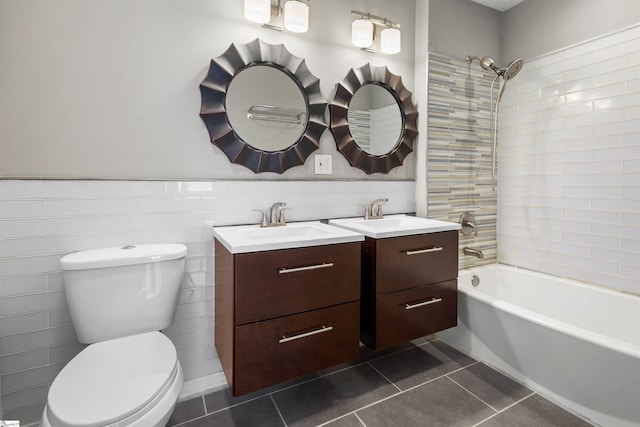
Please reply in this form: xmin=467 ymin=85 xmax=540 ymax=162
xmin=0 ymin=0 xmax=416 ymax=180
xmin=428 ymin=0 xmax=502 ymax=63
xmin=428 ymin=0 xmax=640 ymax=69
xmin=503 ymin=0 xmax=640 ymax=61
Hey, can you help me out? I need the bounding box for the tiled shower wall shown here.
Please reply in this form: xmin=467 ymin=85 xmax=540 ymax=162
xmin=427 ymin=53 xmax=497 ymax=269
xmin=498 ymin=25 xmax=640 ymax=295
xmin=0 ymin=179 xmax=414 ymax=424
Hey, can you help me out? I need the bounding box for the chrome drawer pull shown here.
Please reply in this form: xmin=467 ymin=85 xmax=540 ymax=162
xmin=405 ymin=298 xmax=443 ymax=310
xmin=279 ymin=325 xmax=334 ymax=343
xmin=405 ymin=247 xmax=443 ymax=255
xmin=279 ymin=262 xmax=334 ymax=274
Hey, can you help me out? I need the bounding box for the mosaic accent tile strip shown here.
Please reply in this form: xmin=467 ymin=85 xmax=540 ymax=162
xmin=427 ymin=53 xmax=497 ymax=269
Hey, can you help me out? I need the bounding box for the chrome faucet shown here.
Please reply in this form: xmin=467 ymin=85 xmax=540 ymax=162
xmin=253 ymin=202 xmax=287 ymax=227
xmin=365 ymin=198 xmax=389 ymax=220
xmin=463 ymin=247 xmax=484 ymax=259
xmin=267 ymin=202 xmax=287 ymax=227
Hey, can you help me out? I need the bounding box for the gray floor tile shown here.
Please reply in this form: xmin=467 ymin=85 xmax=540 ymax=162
xmin=181 ymin=396 xmax=284 ymax=427
xmin=271 ymin=363 xmax=398 ymax=427
xmin=356 ymin=376 xmax=496 ymax=427
xmin=203 ymin=372 xmax=319 ymax=413
xmin=167 ymin=396 xmax=205 ymax=426
xmin=477 ymin=394 xmax=594 ymax=427
xmin=448 ymin=362 xmax=532 ymax=411
xmin=369 ymin=339 xmax=476 ymax=390
xmin=320 ymin=344 xmax=402 ymax=375
xmin=322 ymin=414 xmax=365 ymax=427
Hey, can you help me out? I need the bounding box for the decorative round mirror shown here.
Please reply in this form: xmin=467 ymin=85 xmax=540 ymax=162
xmin=199 ymin=39 xmax=327 ymax=174
xmin=329 ymin=64 xmax=418 ymax=174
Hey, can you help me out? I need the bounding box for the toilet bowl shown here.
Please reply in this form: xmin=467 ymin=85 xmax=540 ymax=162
xmin=41 ymin=332 xmax=183 ymax=427
xmin=41 ymin=244 xmax=187 ymax=427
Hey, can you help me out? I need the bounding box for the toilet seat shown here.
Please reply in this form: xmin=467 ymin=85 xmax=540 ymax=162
xmin=46 ymin=332 xmax=179 ymax=427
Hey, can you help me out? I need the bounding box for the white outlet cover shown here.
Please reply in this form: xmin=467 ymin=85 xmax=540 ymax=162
xmin=314 ymin=154 xmax=332 ymax=175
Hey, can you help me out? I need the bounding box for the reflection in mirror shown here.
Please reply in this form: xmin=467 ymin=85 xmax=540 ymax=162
xmin=226 ymin=65 xmax=307 ymax=152
xmin=328 ymin=64 xmax=418 ymax=174
xmin=348 ymin=84 xmax=402 ymax=156
xmin=199 ymin=39 xmax=327 ymax=174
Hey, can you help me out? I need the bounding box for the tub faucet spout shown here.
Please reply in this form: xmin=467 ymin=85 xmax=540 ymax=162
xmin=463 ymin=247 xmax=484 ymax=259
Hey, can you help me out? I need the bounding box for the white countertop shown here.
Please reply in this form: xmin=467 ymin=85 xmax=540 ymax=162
xmin=329 ymin=214 xmax=461 ymax=239
xmin=213 ymin=221 xmax=364 ymax=254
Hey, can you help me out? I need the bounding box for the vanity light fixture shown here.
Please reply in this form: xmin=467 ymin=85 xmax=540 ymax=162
xmin=283 ymin=0 xmax=309 ymax=33
xmin=380 ymin=27 xmax=401 ymax=54
xmin=244 ymin=0 xmax=271 ymax=24
xmin=351 ymin=18 xmax=374 ymax=48
xmin=244 ymin=0 xmax=310 ymax=33
xmin=350 ymin=10 xmax=401 ymax=54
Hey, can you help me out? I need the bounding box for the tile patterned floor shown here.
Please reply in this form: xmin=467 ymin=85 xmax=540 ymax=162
xmin=167 ymin=338 xmax=594 ymax=427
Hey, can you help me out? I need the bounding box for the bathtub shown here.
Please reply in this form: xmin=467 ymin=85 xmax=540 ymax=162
xmin=438 ymin=264 xmax=640 ymax=427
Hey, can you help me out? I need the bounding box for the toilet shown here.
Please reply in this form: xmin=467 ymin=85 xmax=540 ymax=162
xmin=41 ymin=244 xmax=187 ymax=427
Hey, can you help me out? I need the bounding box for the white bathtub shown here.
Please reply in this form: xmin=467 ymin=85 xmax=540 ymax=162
xmin=438 ymin=264 xmax=640 ymax=427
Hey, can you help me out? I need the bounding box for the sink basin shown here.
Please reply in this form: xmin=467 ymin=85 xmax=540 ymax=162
xmin=329 ymin=214 xmax=461 ymax=239
xmin=213 ymin=221 xmax=364 ymax=254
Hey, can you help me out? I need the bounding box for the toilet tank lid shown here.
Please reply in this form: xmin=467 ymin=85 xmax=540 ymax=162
xmin=60 ymin=243 xmax=187 ymax=270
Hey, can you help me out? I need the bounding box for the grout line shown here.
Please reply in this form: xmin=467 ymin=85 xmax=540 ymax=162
xmin=401 ymin=361 xmax=480 ymax=395
xmin=354 ymin=412 xmax=368 ymax=426
xmin=318 ymin=360 xmax=368 ymax=377
xmin=270 ymin=393 xmax=289 ymax=427
xmin=204 ymin=393 xmax=270 ymax=416
xmin=315 ymin=412 xmax=355 ymax=427
xmin=446 ymin=375 xmax=499 ymax=412
xmin=316 ymin=411 xmax=369 ymax=427
xmin=366 ymin=361 xmax=402 ymax=392
xmin=471 ymin=391 xmax=536 ymax=427
xmin=200 ymin=395 xmax=207 ymax=415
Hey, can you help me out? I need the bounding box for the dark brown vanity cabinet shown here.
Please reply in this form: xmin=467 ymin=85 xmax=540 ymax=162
xmin=214 ymin=240 xmax=361 ymax=396
xmin=360 ymin=231 xmax=459 ymax=350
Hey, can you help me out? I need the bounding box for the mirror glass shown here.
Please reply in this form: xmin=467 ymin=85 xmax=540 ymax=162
xmin=347 ymin=84 xmax=402 ymax=155
xmin=226 ymin=65 xmax=307 ymax=152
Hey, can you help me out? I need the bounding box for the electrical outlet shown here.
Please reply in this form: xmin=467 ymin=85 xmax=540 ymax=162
xmin=314 ymin=154 xmax=332 ymax=175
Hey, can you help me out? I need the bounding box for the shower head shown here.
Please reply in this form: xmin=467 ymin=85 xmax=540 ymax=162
xmin=501 ymin=58 xmax=524 ymax=80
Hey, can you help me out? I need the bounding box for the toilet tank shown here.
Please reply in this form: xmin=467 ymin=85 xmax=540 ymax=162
xmin=60 ymin=244 xmax=187 ymax=344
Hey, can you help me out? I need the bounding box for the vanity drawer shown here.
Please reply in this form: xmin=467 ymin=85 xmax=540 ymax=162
xmin=375 ymin=279 xmax=457 ymax=350
xmin=235 ymin=242 xmax=360 ymax=324
xmin=234 ymin=301 xmax=360 ymax=396
xmin=375 ymin=231 xmax=458 ymax=294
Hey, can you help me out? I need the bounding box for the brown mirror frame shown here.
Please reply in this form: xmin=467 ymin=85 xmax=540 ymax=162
xmin=199 ymin=39 xmax=327 ymax=174
xmin=328 ymin=64 xmax=418 ymax=174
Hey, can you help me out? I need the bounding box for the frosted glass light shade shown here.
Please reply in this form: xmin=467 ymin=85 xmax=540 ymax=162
xmin=284 ymin=1 xmax=309 ymax=33
xmin=244 ymin=0 xmax=271 ymax=24
xmin=380 ymin=27 xmax=401 ymax=54
xmin=352 ymin=19 xmax=373 ymax=48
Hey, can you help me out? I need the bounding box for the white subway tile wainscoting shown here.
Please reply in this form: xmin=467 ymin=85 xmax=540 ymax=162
xmin=0 ymin=179 xmax=414 ymax=424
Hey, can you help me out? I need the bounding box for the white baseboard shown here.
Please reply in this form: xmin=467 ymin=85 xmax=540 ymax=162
xmin=178 ymin=372 xmax=228 ymax=402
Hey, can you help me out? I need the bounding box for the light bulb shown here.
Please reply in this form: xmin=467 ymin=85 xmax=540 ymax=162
xmin=244 ymin=0 xmax=271 ymax=24
xmin=380 ymin=27 xmax=401 ymax=54
xmin=351 ymin=19 xmax=373 ymax=48
xmin=284 ymin=1 xmax=309 ymax=33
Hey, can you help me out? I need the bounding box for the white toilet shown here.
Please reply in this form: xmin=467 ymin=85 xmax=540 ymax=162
xmin=41 ymin=243 xmax=187 ymax=427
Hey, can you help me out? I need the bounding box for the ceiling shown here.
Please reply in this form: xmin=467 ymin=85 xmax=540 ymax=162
xmin=469 ymin=0 xmax=525 ymax=11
